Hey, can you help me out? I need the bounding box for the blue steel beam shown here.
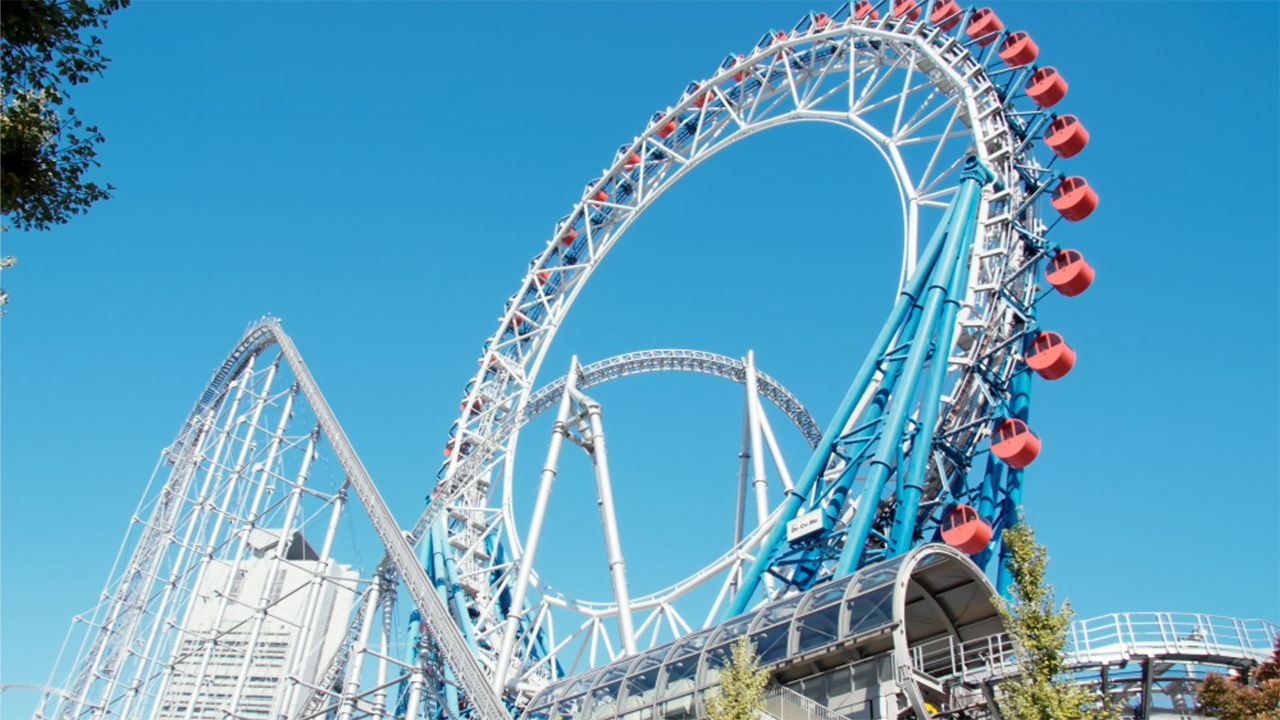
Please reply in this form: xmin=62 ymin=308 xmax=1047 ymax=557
xmin=886 ymin=175 xmax=982 ymax=556
xmin=722 ymin=183 xmax=960 ymax=618
xmin=996 ymin=367 xmax=1032 ymax=598
xmin=834 ymin=158 xmax=993 ymax=578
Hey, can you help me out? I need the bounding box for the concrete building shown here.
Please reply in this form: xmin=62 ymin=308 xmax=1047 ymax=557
xmin=156 ymin=529 xmax=358 ymax=720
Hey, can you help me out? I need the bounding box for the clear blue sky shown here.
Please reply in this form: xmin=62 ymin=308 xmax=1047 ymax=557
xmin=3 ymin=2 xmax=1278 ymax=715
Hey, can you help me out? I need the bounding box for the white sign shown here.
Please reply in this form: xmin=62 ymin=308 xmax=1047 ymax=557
xmin=787 ymin=509 xmax=827 ymax=542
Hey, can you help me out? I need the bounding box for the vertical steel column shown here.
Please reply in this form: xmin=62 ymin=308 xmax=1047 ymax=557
xmin=743 ymin=352 xmax=777 ymax=596
xmin=730 ymin=400 xmax=751 ymax=599
xmin=433 ymin=516 xmax=477 ymax=649
xmin=733 ymin=403 xmax=751 ymax=548
xmin=427 ymin=523 xmax=463 ymax=716
xmin=372 ymin=597 xmax=393 ymax=720
xmin=996 ymin=368 xmax=1032 ymax=598
xmin=887 ymin=193 xmax=979 ymax=555
xmin=725 ymin=194 xmax=957 ymax=617
xmin=336 ymin=582 xmax=383 ymax=720
xmin=744 ymin=352 xmax=770 ymax=529
xmin=179 ymin=359 xmax=283 ymax=720
xmin=492 ymin=360 xmax=581 ymax=693
xmin=754 ymin=395 xmax=795 ymax=493
xmin=402 ymin=654 xmax=426 ymax=720
xmin=227 ymin=418 xmax=311 ymax=717
xmin=277 ymin=485 xmax=347 ymax=720
xmin=977 ymin=456 xmax=1003 ymax=522
xmin=579 ymin=387 xmax=639 ymax=656
xmin=836 ymin=159 xmax=992 ymax=577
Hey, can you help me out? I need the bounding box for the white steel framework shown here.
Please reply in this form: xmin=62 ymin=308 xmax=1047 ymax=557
xmin=37 ymin=4 xmax=1093 ymax=718
xmin=414 ymin=3 xmax=1069 ymax=708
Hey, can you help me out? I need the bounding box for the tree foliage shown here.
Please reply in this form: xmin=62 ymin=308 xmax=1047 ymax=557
xmin=705 ymin=635 xmax=770 ymax=720
xmin=995 ymin=521 xmax=1111 ymax=720
xmin=1198 ymin=642 xmax=1280 ymax=720
xmin=2 ymin=0 xmax=128 ymax=231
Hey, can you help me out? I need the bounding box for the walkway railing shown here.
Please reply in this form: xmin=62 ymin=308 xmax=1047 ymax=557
xmin=1069 ymin=613 xmax=1278 ymax=665
xmin=911 ymin=613 xmax=1278 ymax=682
xmin=763 ymin=684 xmax=850 ymax=720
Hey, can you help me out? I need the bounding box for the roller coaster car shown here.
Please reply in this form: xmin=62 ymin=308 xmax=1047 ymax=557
xmin=1025 ymin=331 xmax=1075 ymax=381
xmin=990 ymin=418 xmax=1040 ymax=468
xmin=1045 ymin=115 xmax=1089 ymax=158
xmin=1044 ymin=249 xmax=1094 ymax=296
xmin=998 ymin=31 xmax=1038 ymax=67
xmin=940 ymin=505 xmax=992 ymax=555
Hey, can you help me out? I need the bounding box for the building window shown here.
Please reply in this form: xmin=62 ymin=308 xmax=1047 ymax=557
xmin=269 ymin=571 xmax=286 ymax=603
xmin=229 ymin=569 xmax=248 ymax=600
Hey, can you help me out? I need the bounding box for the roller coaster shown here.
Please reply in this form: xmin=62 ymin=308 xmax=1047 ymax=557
xmin=29 ymin=3 xmax=1274 ymax=720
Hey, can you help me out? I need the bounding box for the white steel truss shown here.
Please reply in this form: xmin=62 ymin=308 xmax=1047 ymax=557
xmin=413 ymin=4 xmax=1068 ymax=708
xmin=37 ymin=4 xmax=1089 ymax=718
xmin=36 ymin=319 xmax=507 ymax=720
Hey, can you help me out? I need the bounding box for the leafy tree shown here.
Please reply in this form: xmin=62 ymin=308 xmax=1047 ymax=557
xmin=705 ymin=635 xmax=770 ymax=720
xmin=1198 ymin=642 xmax=1280 ymax=720
xmin=2 ymin=0 xmax=128 ymax=231
xmin=995 ymin=521 xmax=1111 ymax=720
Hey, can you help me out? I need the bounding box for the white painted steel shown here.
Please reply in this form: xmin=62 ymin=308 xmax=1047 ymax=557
xmin=423 ymin=8 xmax=1060 ymax=703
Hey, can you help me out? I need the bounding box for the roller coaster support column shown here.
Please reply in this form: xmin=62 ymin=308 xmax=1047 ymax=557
xmin=492 ymin=360 xmax=581 ymax=693
xmin=886 ymin=179 xmax=980 ymax=557
xmin=725 ymin=161 xmax=967 ymax=617
xmin=732 ymin=403 xmax=751 ymax=597
xmin=996 ymin=368 xmax=1032 ymax=598
xmin=744 ymin=351 xmax=777 ymax=597
xmin=427 ymin=528 xmax=463 ymax=715
xmin=576 ymin=384 xmax=640 ymax=656
xmin=836 ymin=158 xmax=993 ymax=577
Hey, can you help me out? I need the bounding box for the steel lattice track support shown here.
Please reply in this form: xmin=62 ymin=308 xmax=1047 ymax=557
xmin=38 ymin=318 xmax=506 ymax=720
xmin=303 ymin=348 xmax=822 ymax=711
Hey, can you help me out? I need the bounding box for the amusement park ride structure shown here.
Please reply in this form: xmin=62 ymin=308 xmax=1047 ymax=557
xmin=30 ymin=3 xmax=1275 ymax=720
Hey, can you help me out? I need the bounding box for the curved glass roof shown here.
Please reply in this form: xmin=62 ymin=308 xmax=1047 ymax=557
xmin=524 ymin=544 xmax=997 ymax=720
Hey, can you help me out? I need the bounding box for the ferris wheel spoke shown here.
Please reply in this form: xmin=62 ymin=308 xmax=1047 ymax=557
xmin=799 ymin=40 xmax=848 ymax=107
xmin=915 ymin=101 xmax=965 ymax=194
xmin=895 ymin=86 xmax=950 ymax=140
xmin=853 ymin=47 xmax=908 ymax=112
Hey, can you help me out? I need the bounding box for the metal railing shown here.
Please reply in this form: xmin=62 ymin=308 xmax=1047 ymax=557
xmin=911 ymin=613 xmax=1278 ymax=682
xmin=1069 ymin=613 xmax=1278 ymax=665
xmin=763 ymin=684 xmax=851 ymax=720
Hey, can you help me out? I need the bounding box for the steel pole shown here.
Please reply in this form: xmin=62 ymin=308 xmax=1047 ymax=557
xmin=492 ymin=360 xmax=580 ymax=692
xmin=580 ymin=389 xmax=639 ymax=656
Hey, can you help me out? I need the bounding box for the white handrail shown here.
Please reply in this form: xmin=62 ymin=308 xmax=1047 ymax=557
xmin=912 ymin=613 xmax=1278 ymax=682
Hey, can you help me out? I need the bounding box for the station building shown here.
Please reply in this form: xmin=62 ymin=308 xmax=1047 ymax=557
xmin=524 ymin=545 xmax=1001 ymax=720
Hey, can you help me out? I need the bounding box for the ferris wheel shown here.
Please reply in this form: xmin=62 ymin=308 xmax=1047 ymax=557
xmin=34 ymin=3 xmax=1102 ymax=720
xmin=422 ymin=0 xmax=1099 ymax=711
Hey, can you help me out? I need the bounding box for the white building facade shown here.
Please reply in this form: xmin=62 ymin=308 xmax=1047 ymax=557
xmin=156 ymin=529 xmax=358 ymax=720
